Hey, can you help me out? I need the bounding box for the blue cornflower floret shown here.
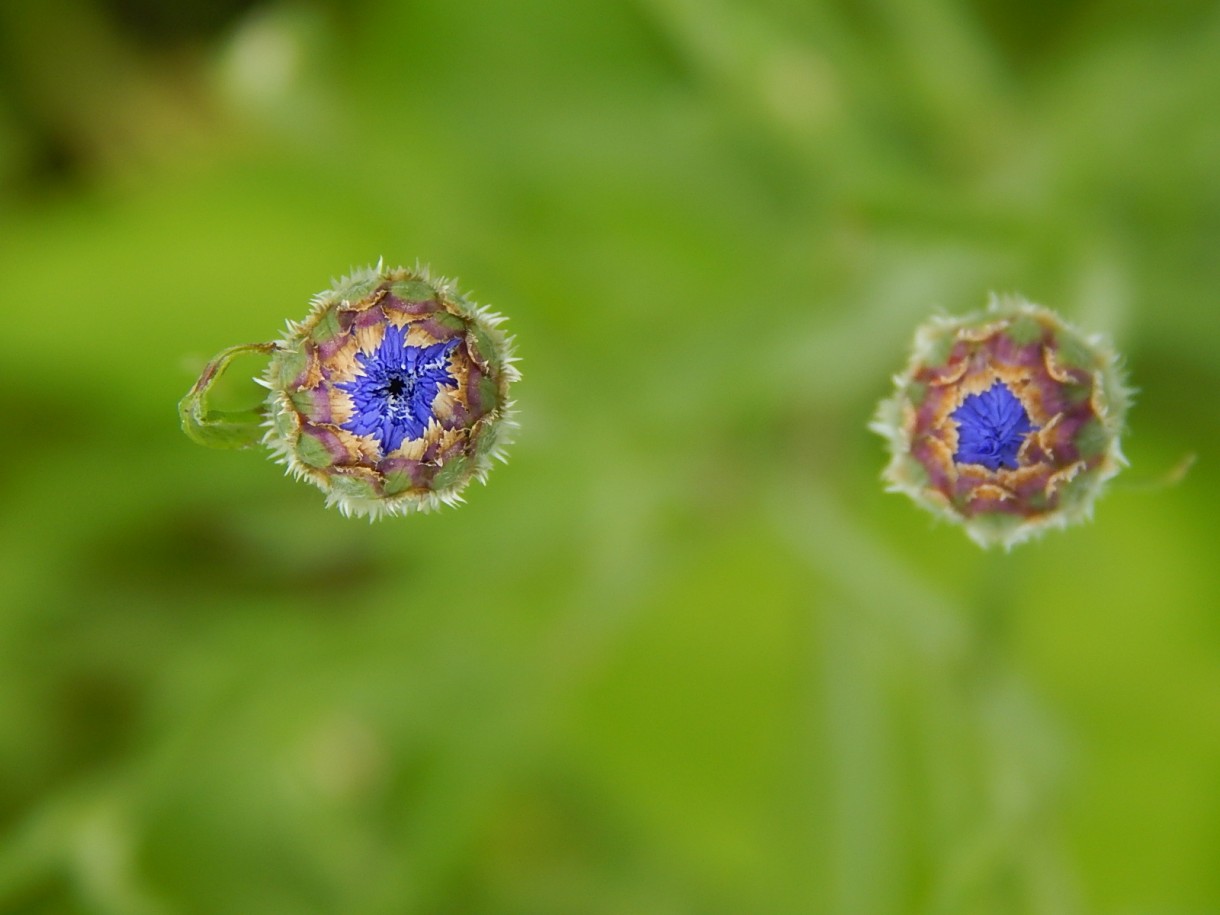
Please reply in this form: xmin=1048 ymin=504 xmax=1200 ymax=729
xmin=337 ymin=324 xmax=459 ymax=454
xmin=950 ymin=380 xmax=1038 ymax=471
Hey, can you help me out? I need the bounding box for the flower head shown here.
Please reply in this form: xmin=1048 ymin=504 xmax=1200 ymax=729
xmin=871 ymin=294 xmax=1131 ymax=548
xmin=260 ymin=263 xmax=519 ymax=517
xmin=180 ymin=261 xmax=518 ymax=518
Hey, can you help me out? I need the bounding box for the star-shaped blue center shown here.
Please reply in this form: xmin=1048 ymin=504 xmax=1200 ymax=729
xmin=337 ymin=324 xmax=459 ymax=454
xmin=950 ymin=380 xmax=1038 ymax=471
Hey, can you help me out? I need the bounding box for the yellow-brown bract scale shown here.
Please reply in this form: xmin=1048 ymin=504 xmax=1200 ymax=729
xmin=258 ymin=262 xmax=519 ymax=518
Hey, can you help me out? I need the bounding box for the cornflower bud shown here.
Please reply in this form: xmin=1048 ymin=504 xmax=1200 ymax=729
xmin=871 ymin=294 xmax=1130 ymax=548
xmin=180 ymin=262 xmax=519 ymax=517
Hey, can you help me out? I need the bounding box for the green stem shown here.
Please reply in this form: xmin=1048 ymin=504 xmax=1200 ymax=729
xmin=178 ymin=342 xmax=278 ymax=450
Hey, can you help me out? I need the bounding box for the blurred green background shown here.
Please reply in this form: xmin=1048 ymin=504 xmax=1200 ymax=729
xmin=1 ymin=0 xmax=1218 ymax=912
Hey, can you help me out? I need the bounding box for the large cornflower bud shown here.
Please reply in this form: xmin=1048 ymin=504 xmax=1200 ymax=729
xmin=871 ymin=295 xmax=1131 ymax=548
xmin=180 ymin=263 xmax=518 ymax=518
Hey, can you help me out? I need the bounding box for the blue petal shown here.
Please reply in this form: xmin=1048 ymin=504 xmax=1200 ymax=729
xmin=951 ymin=381 xmax=1038 ymax=472
xmin=337 ymin=325 xmax=461 ymax=454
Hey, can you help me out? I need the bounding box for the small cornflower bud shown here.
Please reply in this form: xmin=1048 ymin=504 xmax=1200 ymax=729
xmin=180 ymin=262 xmax=519 ymax=518
xmin=871 ymin=294 xmax=1131 ymax=548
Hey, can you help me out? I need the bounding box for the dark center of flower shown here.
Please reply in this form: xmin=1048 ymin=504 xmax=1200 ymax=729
xmin=383 ymin=374 xmax=412 ymax=401
xmin=376 ymin=372 xmax=421 ymax=424
xmin=950 ymin=380 xmax=1038 ymax=472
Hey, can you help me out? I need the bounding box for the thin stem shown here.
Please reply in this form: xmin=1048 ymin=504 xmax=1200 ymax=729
xmin=178 ymin=342 xmax=278 ymax=450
